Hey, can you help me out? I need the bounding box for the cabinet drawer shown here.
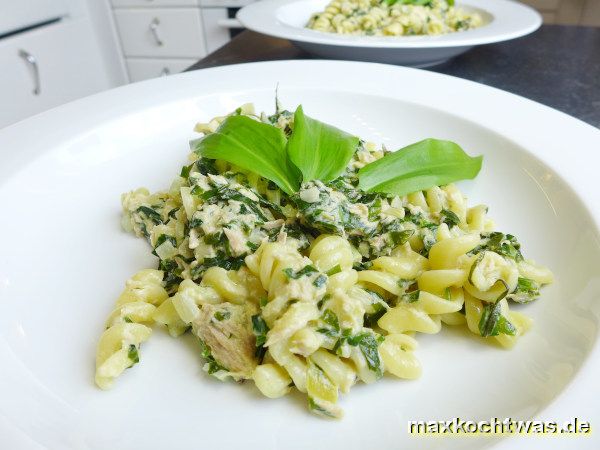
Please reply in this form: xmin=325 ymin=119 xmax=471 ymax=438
xmin=0 ymin=19 xmax=111 ymax=128
xmin=114 ymin=8 xmax=206 ymax=58
xmin=199 ymin=0 xmax=253 ymax=7
xmin=126 ymin=57 xmax=195 ymax=82
xmin=0 ymin=0 xmax=69 ymax=35
xmin=201 ymin=8 xmax=233 ymax=53
xmin=111 ymin=0 xmax=199 ymax=7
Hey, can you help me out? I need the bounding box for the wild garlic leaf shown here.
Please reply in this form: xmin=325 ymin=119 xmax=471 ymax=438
xmin=358 ymin=138 xmax=482 ymax=196
xmin=194 ymin=115 xmax=301 ymax=195
xmin=287 ymin=105 xmax=359 ymax=183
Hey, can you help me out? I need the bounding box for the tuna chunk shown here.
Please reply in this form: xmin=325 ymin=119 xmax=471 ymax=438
xmin=192 ymin=302 xmax=257 ymax=378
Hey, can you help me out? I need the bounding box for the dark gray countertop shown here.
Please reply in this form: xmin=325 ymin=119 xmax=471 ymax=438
xmin=188 ymin=25 xmax=600 ymax=128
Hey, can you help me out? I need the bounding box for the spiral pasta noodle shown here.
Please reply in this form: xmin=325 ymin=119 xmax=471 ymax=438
xmin=95 ymin=269 xmax=167 ymax=389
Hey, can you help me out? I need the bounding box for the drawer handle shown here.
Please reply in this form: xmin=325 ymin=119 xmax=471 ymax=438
xmin=18 ymin=49 xmax=41 ymax=96
xmin=218 ymin=18 xmax=243 ymax=29
xmin=160 ymin=67 xmax=170 ymax=76
xmin=149 ymin=18 xmax=164 ymax=46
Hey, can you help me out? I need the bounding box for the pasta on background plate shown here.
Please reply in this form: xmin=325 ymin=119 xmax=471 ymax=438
xmin=307 ymin=0 xmax=483 ymax=37
xmin=95 ymin=102 xmax=552 ymax=418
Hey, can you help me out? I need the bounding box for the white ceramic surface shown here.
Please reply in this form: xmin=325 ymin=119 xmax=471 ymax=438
xmin=0 ymin=61 xmax=599 ymax=450
xmin=237 ymin=0 xmax=542 ymax=66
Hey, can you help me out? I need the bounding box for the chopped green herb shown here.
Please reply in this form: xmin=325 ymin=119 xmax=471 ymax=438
xmin=252 ymin=314 xmax=269 ymax=361
xmin=363 ymin=303 xmax=386 ymax=327
xmin=470 ymin=232 xmax=524 ymax=262
xmin=478 ymin=301 xmax=516 ymax=337
xmin=196 ymin=158 xmax=218 ymax=175
xmin=321 ymin=309 xmax=340 ymax=331
xmin=203 ymin=232 xmax=224 ymax=245
xmin=127 ymin=344 xmax=140 ymax=365
xmin=397 ymin=278 xmax=415 ymax=291
xmin=440 ymin=209 xmax=461 ymax=228
xmin=389 ymin=229 xmax=414 ymax=246
xmin=308 ymin=397 xmax=338 ymax=419
xmin=332 ymin=329 xmax=352 ymax=353
xmin=199 ymin=340 xmax=229 ymax=375
xmin=214 ymin=310 xmax=231 ymax=321
xmin=190 ymin=253 xmax=246 ymax=279
xmin=180 ymin=164 xmax=193 ymax=179
xmin=326 ymin=264 xmax=342 ymax=276
xmin=201 ymin=186 xmax=269 ymax=221
xmin=510 ymin=277 xmax=541 ymax=303
xmin=353 ymin=260 xmax=373 ymax=271
xmin=313 ymin=274 xmax=327 ymax=288
xmin=167 ymin=207 xmax=180 ymax=220
xmin=317 ymin=293 xmax=331 ymax=310
xmin=189 ymin=215 xmax=203 ymax=228
xmin=346 ymin=332 xmax=383 ymax=378
xmin=316 ymin=309 xmax=341 ymax=339
xmin=159 ymin=258 xmax=183 ymax=294
xmin=152 ymin=234 xmax=177 ymax=256
xmin=444 ymin=287 xmax=452 ymax=301
xmin=136 ymin=206 xmax=162 ymax=225
xmin=468 ymin=251 xmax=486 ymax=285
xmin=283 ymin=264 xmax=319 ymax=279
xmin=400 ymin=290 xmax=420 ymax=303
xmin=190 ymin=185 xmax=204 ymax=196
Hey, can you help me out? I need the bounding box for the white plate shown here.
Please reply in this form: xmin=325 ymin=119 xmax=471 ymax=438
xmin=1 ymin=60 xmax=599 ymax=450
xmin=237 ymin=0 xmax=541 ymax=66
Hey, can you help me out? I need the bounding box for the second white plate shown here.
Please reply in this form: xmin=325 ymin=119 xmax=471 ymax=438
xmin=237 ymin=0 xmax=542 ymax=66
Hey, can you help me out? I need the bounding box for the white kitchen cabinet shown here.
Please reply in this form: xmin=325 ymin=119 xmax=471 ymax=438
xmin=126 ymin=57 xmax=195 ymax=81
xmin=114 ymin=8 xmax=207 ymax=58
xmin=109 ymin=0 xmax=254 ymax=83
xmin=201 ymin=8 xmax=233 ymax=53
xmin=0 ymin=0 xmax=69 ymax=35
xmin=111 ymin=0 xmax=199 ymax=7
xmin=198 ymin=0 xmax=253 ymax=7
xmin=0 ymin=19 xmax=114 ymax=128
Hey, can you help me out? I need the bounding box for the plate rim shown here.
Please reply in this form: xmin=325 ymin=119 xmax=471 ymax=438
xmin=237 ymin=0 xmax=542 ymax=49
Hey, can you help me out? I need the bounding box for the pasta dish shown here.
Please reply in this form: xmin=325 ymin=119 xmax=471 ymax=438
xmin=94 ymin=102 xmax=552 ymax=418
xmin=307 ymin=0 xmax=483 ymax=37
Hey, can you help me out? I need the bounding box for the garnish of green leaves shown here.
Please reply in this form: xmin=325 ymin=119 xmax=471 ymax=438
xmin=194 ymin=115 xmax=301 ymax=195
xmin=287 ymin=105 xmax=358 ymax=182
xmin=358 ymin=139 xmax=482 ymax=196
xmin=195 ymin=104 xmax=482 ymax=198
